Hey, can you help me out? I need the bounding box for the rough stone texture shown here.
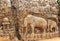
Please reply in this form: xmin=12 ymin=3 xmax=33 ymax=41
xmin=12 ymin=0 xmax=58 ymax=14
xmin=0 ymin=0 xmax=15 ymax=41
xmin=0 ymin=0 xmax=59 ymax=41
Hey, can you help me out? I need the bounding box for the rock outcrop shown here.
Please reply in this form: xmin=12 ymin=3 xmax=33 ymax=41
xmin=0 ymin=0 xmax=59 ymax=41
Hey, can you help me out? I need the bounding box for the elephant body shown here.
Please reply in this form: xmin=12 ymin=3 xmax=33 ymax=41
xmin=24 ymin=15 xmax=47 ymax=34
xmin=48 ymin=19 xmax=58 ymax=32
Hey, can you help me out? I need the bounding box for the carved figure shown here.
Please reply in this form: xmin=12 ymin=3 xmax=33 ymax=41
xmin=24 ymin=14 xmax=47 ymax=35
xmin=47 ymin=19 xmax=58 ymax=32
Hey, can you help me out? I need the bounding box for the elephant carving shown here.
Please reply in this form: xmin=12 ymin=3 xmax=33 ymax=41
xmin=24 ymin=14 xmax=47 ymax=35
xmin=47 ymin=19 xmax=58 ymax=32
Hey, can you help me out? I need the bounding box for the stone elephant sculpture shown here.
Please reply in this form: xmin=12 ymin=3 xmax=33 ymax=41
xmin=24 ymin=14 xmax=47 ymax=34
xmin=47 ymin=19 xmax=58 ymax=32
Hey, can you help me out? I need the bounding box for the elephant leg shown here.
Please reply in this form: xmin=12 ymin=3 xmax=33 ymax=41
xmin=50 ymin=26 xmax=53 ymax=32
xmin=44 ymin=29 xmax=46 ymax=33
xmin=56 ymin=26 xmax=58 ymax=31
xmin=47 ymin=24 xmax=50 ymax=32
xmin=47 ymin=27 xmax=50 ymax=32
xmin=31 ymin=24 xmax=34 ymax=34
xmin=25 ymin=26 xmax=27 ymax=36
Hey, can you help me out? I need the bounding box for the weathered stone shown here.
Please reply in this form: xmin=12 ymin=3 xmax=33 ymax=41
xmin=0 ymin=0 xmax=59 ymax=41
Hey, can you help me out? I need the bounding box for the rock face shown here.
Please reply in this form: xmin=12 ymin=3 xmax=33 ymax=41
xmin=0 ymin=0 xmax=59 ymax=41
xmin=0 ymin=0 xmax=11 ymax=9
xmin=12 ymin=0 xmax=58 ymax=14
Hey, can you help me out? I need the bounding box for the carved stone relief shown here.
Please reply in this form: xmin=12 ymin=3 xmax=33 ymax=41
xmin=22 ymin=14 xmax=59 ymax=41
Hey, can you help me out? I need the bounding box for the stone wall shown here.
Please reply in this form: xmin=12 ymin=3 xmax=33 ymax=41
xmin=0 ymin=0 xmax=59 ymax=41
